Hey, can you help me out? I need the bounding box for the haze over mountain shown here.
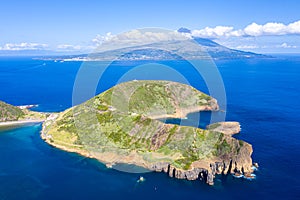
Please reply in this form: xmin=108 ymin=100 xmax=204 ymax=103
xmin=40 ymin=28 xmax=267 ymax=61
xmin=0 ymin=28 xmax=268 ymax=59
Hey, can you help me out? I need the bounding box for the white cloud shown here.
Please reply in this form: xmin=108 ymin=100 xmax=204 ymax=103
xmin=287 ymin=20 xmax=300 ymax=34
xmin=0 ymin=42 xmax=48 ymax=51
xmin=235 ymin=45 xmax=259 ymax=49
xmin=244 ymin=22 xmax=288 ymax=36
xmin=92 ymin=29 xmax=191 ymax=52
xmin=191 ymin=26 xmax=244 ymax=38
xmin=191 ymin=20 xmax=300 ymax=38
xmin=92 ymin=32 xmax=114 ymax=46
xmin=218 ymin=35 xmax=300 ymax=53
xmin=230 ymin=30 xmax=245 ymax=37
xmin=109 ymin=29 xmax=190 ymax=43
xmin=80 ymin=22 xmax=300 ymax=53
xmin=277 ymin=42 xmax=297 ymax=48
xmin=243 ymin=23 xmax=263 ymax=36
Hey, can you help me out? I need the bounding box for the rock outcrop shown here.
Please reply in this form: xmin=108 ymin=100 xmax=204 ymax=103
xmin=207 ymin=121 xmax=241 ymax=135
xmin=149 ymin=156 xmax=255 ymax=186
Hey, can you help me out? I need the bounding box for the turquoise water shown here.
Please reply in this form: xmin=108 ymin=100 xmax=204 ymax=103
xmin=0 ymin=57 xmax=299 ymax=199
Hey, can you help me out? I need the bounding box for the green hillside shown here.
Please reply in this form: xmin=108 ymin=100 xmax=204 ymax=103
xmin=0 ymin=101 xmax=25 ymax=122
xmin=42 ymin=81 xmax=253 ymax=182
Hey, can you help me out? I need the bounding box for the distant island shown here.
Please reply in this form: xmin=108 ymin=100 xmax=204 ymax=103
xmin=37 ymin=80 xmax=257 ymax=185
xmin=37 ymin=29 xmax=268 ymax=62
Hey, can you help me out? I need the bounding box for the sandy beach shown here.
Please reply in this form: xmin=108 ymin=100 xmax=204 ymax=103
xmin=0 ymin=119 xmax=44 ymax=128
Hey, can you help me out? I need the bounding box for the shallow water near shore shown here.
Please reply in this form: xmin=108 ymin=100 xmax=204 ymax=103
xmin=0 ymin=57 xmax=299 ymax=199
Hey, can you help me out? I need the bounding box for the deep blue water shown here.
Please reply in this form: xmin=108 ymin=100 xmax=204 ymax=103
xmin=0 ymin=57 xmax=299 ymax=199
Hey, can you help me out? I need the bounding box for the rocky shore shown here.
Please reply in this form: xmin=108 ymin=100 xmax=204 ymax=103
xmin=148 ymin=147 xmax=255 ymax=186
xmin=41 ymin=114 xmax=256 ymax=186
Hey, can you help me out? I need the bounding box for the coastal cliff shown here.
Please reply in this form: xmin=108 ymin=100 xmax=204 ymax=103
xmin=41 ymin=80 xmax=255 ymax=185
xmin=207 ymin=122 xmax=241 ymax=135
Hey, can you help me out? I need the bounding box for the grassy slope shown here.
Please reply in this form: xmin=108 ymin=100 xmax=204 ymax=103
xmin=0 ymin=100 xmax=48 ymax=123
xmin=44 ymin=81 xmax=245 ymax=170
xmin=99 ymin=80 xmax=216 ymax=117
xmin=0 ymin=101 xmax=25 ymax=122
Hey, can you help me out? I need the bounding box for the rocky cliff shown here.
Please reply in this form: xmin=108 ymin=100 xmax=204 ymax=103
xmin=207 ymin=121 xmax=241 ymax=135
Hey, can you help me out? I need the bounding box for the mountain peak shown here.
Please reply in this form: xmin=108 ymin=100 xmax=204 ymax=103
xmin=177 ymin=27 xmax=191 ymax=34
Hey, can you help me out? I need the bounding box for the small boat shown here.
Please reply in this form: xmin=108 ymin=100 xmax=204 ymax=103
xmin=137 ymin=176 xmax=146 ymax=183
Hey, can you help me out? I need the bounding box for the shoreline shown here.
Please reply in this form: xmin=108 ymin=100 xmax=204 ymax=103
xmin=40 ymin=126 xmax=255 ymax=185
xmin=40 ymin=131 xmax=152 ymax=170
xmin=41 ymin=134 xmax=256 ymax=185
xmin=0 ymin=119 xmax=44 ymax=128
xmin=38 ymin=99 xmax=254 ymax=185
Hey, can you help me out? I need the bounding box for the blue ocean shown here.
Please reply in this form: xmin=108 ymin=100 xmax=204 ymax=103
xmin=0 ymin=56 xmax=299 ymax=199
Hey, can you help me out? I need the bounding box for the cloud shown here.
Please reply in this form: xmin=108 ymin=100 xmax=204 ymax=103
xmin=277 ymin=42 xmax=297 ymax=48
xmin=219 ymin=36 xmax=299 ymax=53
xmin=192 ymin=26 xmax=243 ymax=38
xmin=92 ymin=29 xmax=191 ymax=52
xmin=287 ymin=20 xmax=300 ymax=34
xmin=235 ymin=45 xmax=259 ymax=49
xmin=113 ymin=29 xmax=190 ymax=42
xmin=92 ymin=32 xmax=114 ymax=45
xmin=191 ymin=20 xmax=300 ymax=38
xmin=0 ymin=42 xmax=48 ymax=51
xmin=244 ymin=22 xmax=288 ymax=36
xmin=60 ymin=22 xmax=300 ymax=53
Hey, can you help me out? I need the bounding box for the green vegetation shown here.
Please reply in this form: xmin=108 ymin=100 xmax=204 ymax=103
xmin=0 ymin=100 xmax=47 ymax=123
xmin=0 ymin=101 xmax=24 ymax=122
xmin=43 ymin=80 xmax=245 ymax=171
xmin=98 ymin=80 xmax=217 ymax=116
xmin=174 ymin=157 xmax=196 ymax=170
xmin=216 ymin=139 xmax=232 ymax=155
xmin=207 ymin=122 xmax=221 ymax=130
xmin=56 ymin=110 xmax=77 ymax=133
xmin=128 ymin=83 xmax=175 ymax=115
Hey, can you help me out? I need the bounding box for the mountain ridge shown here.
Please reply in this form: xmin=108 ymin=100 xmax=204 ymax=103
xmin=28 ymin=29 xmax=269 ymax=60
xmin=43 ymin=38 xmax=267 ymax=62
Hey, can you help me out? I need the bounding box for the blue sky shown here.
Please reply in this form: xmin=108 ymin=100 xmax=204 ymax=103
xmin=0 ymin=0 xmax=300 ymax=53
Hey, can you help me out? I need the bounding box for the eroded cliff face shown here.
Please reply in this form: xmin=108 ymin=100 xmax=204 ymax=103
xmin=148 ymin=139 xmax=253 ymax=185
xmin=41 ymin=80 xmax=256 ymax=186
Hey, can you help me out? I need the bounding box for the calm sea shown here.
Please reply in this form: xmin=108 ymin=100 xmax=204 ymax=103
xmin=0 ymin=56 xmax=299 ymax=199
